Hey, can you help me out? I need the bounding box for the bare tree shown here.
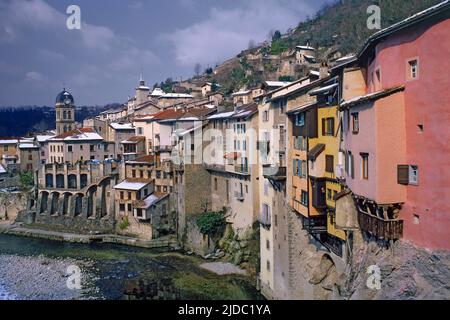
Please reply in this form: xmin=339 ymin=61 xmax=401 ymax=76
xmin=194 ymin=63 xmax=202 ymax=77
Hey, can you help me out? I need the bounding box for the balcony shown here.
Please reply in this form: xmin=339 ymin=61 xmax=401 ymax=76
xmin=358 ymin=210 xmax=403 ymax=240
xmin=234 ymin=191 xmax=245 ymax=201
xmin=263 ymin=165 xmax=286 ymax=181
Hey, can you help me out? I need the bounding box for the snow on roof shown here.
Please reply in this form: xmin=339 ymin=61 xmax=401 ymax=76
xmin=309 ymin=83 xmax=339 ymax=95
xmin=150 ymin=88 xmax=165 ymax=96
xmin=109 ymin=122 xmax=134 ymax=130
xmin=0 ymin=139 xmax=18 ymax=144
xmin=335 ymin=54 xmax=356 ymax=62
xmin=50 ymin=129 xmax=104 ymax=142
xmin=36 ymin=135 xmax=55 ymax=143
xmin=207 ymin=111 xmax=235 ymax=120
xmin=160 ymin=93 xmax=194 ymax=99
xmin=304 ymin=55 xmax=316 ymax=60
xmin=135 ymin=193 xmax=168 ymax=209
xmin=309 ymin=70 xmax=320 ymax=77
xmin=0 ymin=164 xmax=6 ymax=174
xmin=19 ymin=143 xmax=38 ymax=149
xmin=264 ymin=81 xmax=292 ymax=88
xmin=232 ymin=90 xmax=251 ymax=96
xmin=296 ymin=45 xmax=315 ymax=51
xmin=114 ymin=180 xmax=150 ymax=191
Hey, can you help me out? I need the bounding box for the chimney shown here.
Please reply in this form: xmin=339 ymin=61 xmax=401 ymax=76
xmin=319 ymin=62 xmax=329 ymax=79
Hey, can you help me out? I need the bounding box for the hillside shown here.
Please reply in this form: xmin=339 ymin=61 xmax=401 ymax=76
xmin=192 ymin=0 xmax=443 ymax=94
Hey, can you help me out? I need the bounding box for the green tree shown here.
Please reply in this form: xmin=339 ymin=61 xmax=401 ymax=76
xmin=20 ymin=171 xmax=34 ymax=188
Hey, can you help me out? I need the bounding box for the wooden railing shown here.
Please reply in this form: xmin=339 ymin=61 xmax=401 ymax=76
xmin=358 ymin=210 xmax=403 ymax=240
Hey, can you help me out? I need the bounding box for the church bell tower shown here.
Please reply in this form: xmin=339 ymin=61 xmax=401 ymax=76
xmin=55 ymin=89 xmax=75 ymax=135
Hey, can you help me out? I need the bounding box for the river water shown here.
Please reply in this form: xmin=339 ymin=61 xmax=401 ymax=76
xmin=0 ymin=234 xmax=261 ymax=300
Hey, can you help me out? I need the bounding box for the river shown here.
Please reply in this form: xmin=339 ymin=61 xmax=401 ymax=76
xmin=0 ymin=234 xmax=261 ymax=300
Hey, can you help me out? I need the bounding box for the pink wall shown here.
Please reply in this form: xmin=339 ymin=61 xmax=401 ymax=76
xmin=368 ymin=18 xmax=450 ymax=249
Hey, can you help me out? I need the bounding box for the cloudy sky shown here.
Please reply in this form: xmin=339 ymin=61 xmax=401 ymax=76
xmin=0 ymin=0 xmax=331 ymax=106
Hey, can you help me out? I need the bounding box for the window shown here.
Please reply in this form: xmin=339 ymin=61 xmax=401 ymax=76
xmin=136 ymin=209 xmax=143 ymax=218
xmin=322 ymin=118 xmax=335 ymax=136
xmin=128 ymin=192 xmax=132 ymax=199
xmin=348 ymin=151 xmax=354 ymax=179
xmin=352 ymin=113 xmax=359 ymax=134
xmin=68 ymin=146 xmax=73 ymax=152
xmin=28 ymin=155 xmax=33 ymax=161
xmin=325 ymin=155 xmax=334 ymax=173
xmin=120 ymin=192 xmax=124 ymax=200
xmin=132 ymin=170 xmax=136 ymax=178
xmin=327 ymin=189 xmax=333 ymax=200
xmin=408 ymin=59 xmax=418 ymax=80
xmin=3 ymin=145 xmax=8 ymax=152
xmin=119 ymin=204 xmax=125 ymax=212
xmin=137 ymin=127 xmax=143 ymax=135
xmin=266 ymin=240 xmax=270 ymax=250
xmin=262 ymin=204 xmax=271 ymax=225
xmin=266 ymin=260 xmax=271 ymax=272
xmin=263 ymin=110 xmax=269 ymax=122
xmin=214 ymin=178 xmax=218 ymax=191
xmin=127 ymin=204 xmax=132 ymax=212
xmin=295 ymin=113 xmax=305 ymax=127
xmin=398 ymin=165 xmax=419 ymax=185
xmin=361 ymin=153 xmax=369 ymax=180
xmin=301 ymin=191 xmax=308 ymax=207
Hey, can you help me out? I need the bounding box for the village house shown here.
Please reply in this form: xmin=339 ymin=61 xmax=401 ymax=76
xmin=107 ymin=122 xmax=135 ymax=160
xmin=204 ymin=103 xmax=260 ymax=237
xmin=333 ymin=0 xmax=450 ymax=250
xmin=47 ymin=128 xmax=115 ymax=164
xmin=17 ymin=140 xmax=40 ymax=172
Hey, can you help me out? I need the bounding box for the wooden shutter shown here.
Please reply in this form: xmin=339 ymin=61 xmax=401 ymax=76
xmin=398 ymin=165 xmax=410 ymax=185
xmin=322 ymin=118 xmax=326 ymax=136
xmin=330 ymin=118 xmax=335 ymax=135
xmin=326 ymin=155 xmax=334 ymax=173
xmin=351 ymin=154 xmax=355 ymax=179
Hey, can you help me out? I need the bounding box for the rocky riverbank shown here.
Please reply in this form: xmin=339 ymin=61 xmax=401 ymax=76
xmin=0 ymin=254 xmax=99 ymax=300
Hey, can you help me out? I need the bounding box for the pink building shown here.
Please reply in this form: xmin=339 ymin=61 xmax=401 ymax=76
xmin=336 ymin=2 xmax=450 ymax=249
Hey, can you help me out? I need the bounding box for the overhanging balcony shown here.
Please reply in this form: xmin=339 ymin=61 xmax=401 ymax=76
xmin=262 ymin=165 xmax=286 ymax=181
xmin=358 ymin=210 xmax=403 ymax=240
xmin=154 ymin=145 xmax=172 ymax=153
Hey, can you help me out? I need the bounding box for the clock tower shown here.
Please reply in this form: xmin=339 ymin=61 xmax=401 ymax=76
xmin=55 ymin=89 xmax=75 ymax=135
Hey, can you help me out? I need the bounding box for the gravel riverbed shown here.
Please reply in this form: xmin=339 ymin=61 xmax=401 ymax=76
xmin=0 ymin=254 xmax=99 ymax=300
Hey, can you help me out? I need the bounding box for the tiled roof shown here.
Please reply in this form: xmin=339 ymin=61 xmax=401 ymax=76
xmin=50 ymin=128 xmax=103 ymax=141
xmin=126 ymin=155 xmax=155 ymax=164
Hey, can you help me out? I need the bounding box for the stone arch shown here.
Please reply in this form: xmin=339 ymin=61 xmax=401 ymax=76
xmin=68 ymin=110 xmax=71 ymax=120
xmin=50 ymin=192 xmax=60 ymax=216
xmin=74 ymin=193 xmax=83 ymax=217
xmin=63 ymin=125 xmax=68 ymax=132
xmin=63 ymin=110 xmax=67 ymax=119
xmin=56 ymin=174 xmax=65 ymax=189
xmin=68 ymin=174 xmax=77 ymax=189
xmin=61 ymin=192 xmax=71 ymax=216
xmin=86 ymin=185 xmax=97 ymax=218
xmin=45 ymin=174 xmax=54 ymax=189
xmin=40 ymin=191 xmax=49 ymax=214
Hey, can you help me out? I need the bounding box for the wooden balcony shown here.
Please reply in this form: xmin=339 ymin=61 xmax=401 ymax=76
xmin=358 ymin=210 xmax=403 ymax=240
xmin=263 ymin=165 xmax=286 ymax=181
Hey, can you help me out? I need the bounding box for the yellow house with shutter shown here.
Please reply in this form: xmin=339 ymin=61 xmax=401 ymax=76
xmin=307 ymin=81 xmax=346 ymax=252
